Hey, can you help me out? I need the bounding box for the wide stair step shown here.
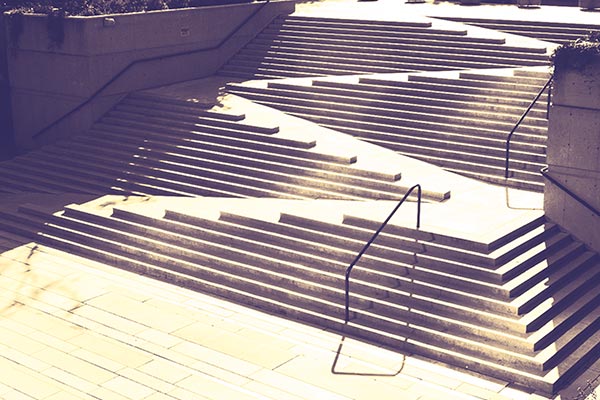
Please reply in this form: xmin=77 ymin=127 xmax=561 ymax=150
xmin=219 ymin=15 xmax=550 ymax=79
xmin=3 ymin=200 xmax=597 ymax=396
xmin=441 ymin=18 xmax=600 ymax=45
xmin=247 ymin=35 xmax=549 ymax=62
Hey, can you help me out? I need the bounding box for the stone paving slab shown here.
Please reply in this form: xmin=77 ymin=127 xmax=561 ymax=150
xmin=1 ymin=239 xmax=598 ymax=400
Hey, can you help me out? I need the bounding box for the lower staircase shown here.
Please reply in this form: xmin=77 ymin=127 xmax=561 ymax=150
xmin=0 ymin=198 xmax=598 ymax=396
xmin=228 ymin=67 xmax=552 ymax=191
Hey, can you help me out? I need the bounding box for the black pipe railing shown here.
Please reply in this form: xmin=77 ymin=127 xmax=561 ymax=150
xmin=504 ymin=74 xmax=553 ymax=179
xmin=541 ymin=167 xmax=600 ymax=217
xmin=344 ymin=184 xmax=422 ymax=323
xmin=32 ymin=0 xmax=271 ymax=140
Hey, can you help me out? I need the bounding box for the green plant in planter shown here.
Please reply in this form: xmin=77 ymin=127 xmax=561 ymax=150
xmin=551 ymin=31 xmax=600 ymax=72
xmin=1 ymin=0 xmax=198 ymax=48
xmin=0 ymin=0 xmax=215 ymax=15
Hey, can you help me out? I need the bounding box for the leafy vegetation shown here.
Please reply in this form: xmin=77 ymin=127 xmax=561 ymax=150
xmin=1 ymin=0 xmax=252 ymax=16
xmin=551 ymin=31 xmax=600 ymax=72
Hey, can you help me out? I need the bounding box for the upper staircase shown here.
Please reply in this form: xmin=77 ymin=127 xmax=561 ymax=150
xmin=219 ymin=15 xmax=551 ymax=80
xmin=0 ymin=198 xmax=598 ymax=397
xmin=440 ymin=18 xmax=600 ymax=45
xmin=228 ymin=67 xmax=552 ymax=191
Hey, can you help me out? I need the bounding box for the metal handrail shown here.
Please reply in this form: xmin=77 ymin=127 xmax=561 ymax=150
xmin=344 ymin=184 xmax=422 ymax=323
xmin=504 ymin=74 xmax=553 ymax=179
xmin=32 ymin=0 xmax=271 ymax=140
xmin=540 ymin=167 xmax=600 ymax=217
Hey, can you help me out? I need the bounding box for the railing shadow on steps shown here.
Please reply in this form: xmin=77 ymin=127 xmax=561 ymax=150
xmin=344 ymin=184 xmax=422 ymax=323
xmin=541 ymin=166 xmax=600 ymax=217
xmin=331 ymin=335 xmax=406 ymax=377
xmin=505 ymin=74 xmax=554 ymax=180
xmin=31 ymin=0 xmax=271 ymax=141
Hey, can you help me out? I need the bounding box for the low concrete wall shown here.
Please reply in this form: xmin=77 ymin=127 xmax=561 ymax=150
xmin=3 ymin=0 xmax=294 ymax=150
xmin=0 ymin=15 xmax=16 ymax=159
xmin=545 ymin=65 xmax=600 ymax=252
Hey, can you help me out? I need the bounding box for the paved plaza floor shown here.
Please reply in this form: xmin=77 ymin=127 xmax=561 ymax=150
xmin=1 ymin=0 xmax=600 ymax=398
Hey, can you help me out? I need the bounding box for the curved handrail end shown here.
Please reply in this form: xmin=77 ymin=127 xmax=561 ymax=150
xmin=344 ymin=184 xmax=422 ymax=323
xmin=505 ymin=74 xmax=553 ymax=180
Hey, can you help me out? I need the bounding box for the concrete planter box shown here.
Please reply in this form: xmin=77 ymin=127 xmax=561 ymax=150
xmin=460 ymin=0 xmax=481 ymax=5
xmin=2 ymin=0 xmax=294 ymax=149
xmin=579 ymin=0 xmax=600 ymax=9
xmin=516 ymin=0 xmax=541 ymax=8
xmin=545 ymin=59 xmax=600 ymax=253
xmin=553 ymin=58 xmax=600 ymax=110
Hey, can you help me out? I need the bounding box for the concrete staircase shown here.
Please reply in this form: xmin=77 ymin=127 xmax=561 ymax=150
xmin=228 ymin=68 xmax=552 ymax=191
xmin=218 ymin=15 xmax=551 ymax=80
xmin=0 ymin=91 xmax=449 ymax=201
xmin=441 ymin=19 xmax=600 ymax=45
xmin=0 ymin=199 xmax=598 ymax=396
xmin=2 ymin=10 xmax=599 ymax=397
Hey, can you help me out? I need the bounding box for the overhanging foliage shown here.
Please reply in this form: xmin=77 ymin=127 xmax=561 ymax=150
xmin=1 ymin=0 xmax=253 ymax=16
xmin=551 ymin=31 xmax=600 ymax=72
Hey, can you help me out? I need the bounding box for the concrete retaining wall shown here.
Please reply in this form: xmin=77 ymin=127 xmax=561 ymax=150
xmin=545 ymin=64 xmax=600 ymax=252
xmin=3 ymin=0 xmax=294 ymax=150
xmin=0 ymin=15 xmax=15 ymax=159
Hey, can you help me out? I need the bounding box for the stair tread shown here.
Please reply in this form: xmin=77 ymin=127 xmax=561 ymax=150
xmin=37 ymin=147 xmax=369 ymax=200
xmin=255 ymin=31 xmax=547 ymax=53
xmin=44 ymin=141 xmax=402 ymax=194
xmin=91 ymin=120 xmax=357 ymax=165
xmin=235 ymin=46 xmax=536 ymax=70
xmin=309 ymin=79 xmax=546 ymax=107
xmin=124 ymin=93 xmax=244 ymax=121
xmin=263 ymin=25 xmax=508 ymax=45
xmin=233 ymin=81 xmax=550 ymax=117
xmin=248 ymin=37 xmax=550 ymax=61
xmin=229 ymin=85 xmax=549 ymax=126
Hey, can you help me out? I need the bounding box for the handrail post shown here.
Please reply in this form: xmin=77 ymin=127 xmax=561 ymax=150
xmin=344 ymin=268 xmax=352 ymax=322
xmin=344 ymin=184 xmax=422 ymax=324
xmin=505 ymin=74 xmax=553 ymax=180
xmin=505 ymin=140 xmax=511 ymax=179
xmin=416 ymin=184 xmax=421 ymax=229
xmin=546 ymin=83 xmax=552 ymax=119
